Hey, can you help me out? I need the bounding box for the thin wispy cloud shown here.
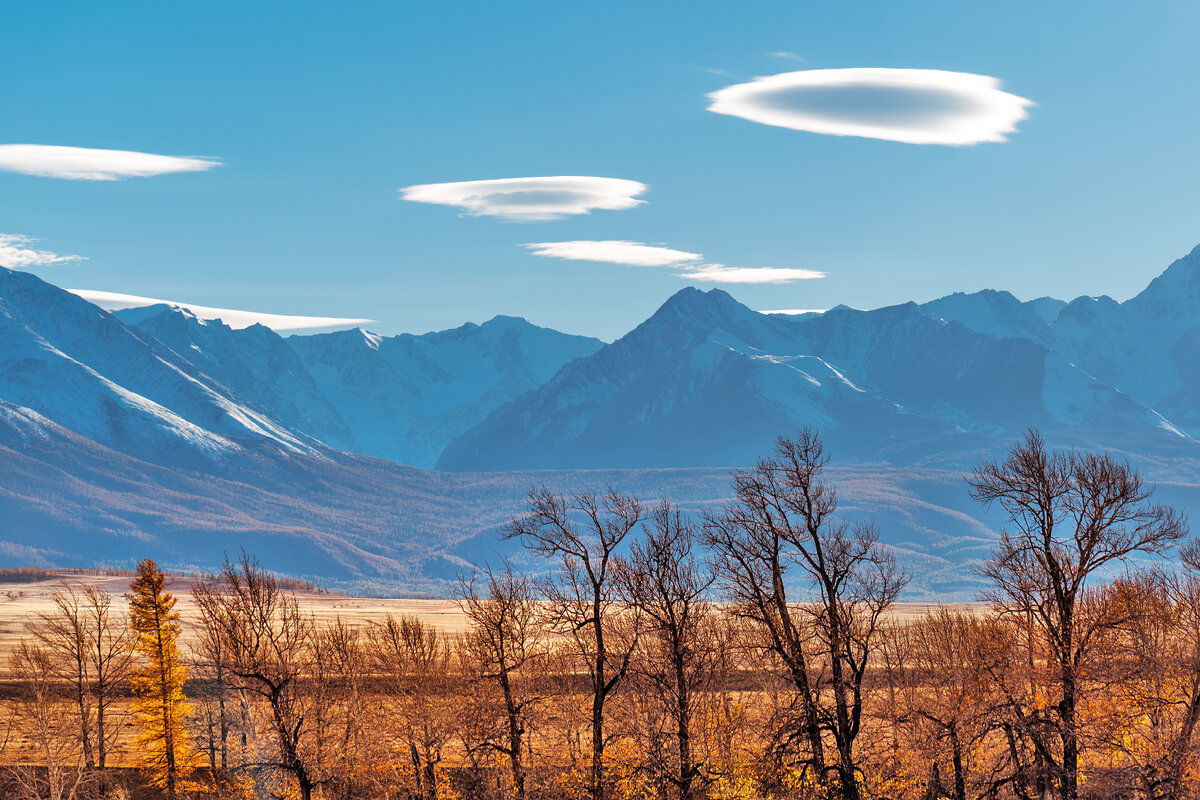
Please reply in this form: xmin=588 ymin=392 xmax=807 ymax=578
xmin=0 ymin=144 xmax=221 ymax=180
xmin=707 ymin=68 xmax=1033 ymax=145
xmin=70 ymin=290 xmax=373 ymax=332
xmin=400 ymin=176 xmax=648 ymax=221
xmin=522 ymin=240 xmax=825 ymax=284
xmin=679 ymin=265 xmax=826 ymax=284
xmin=766 ymin=51 xmax=805 ymax=62
xmin=0 ymin=233 xmax=85 ymax=267
xmin=522 ymin=240 xmax=703 ymax=267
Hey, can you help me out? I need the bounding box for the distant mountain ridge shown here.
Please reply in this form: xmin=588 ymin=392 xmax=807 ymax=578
xmin=438 ymin=251 xmax=1198 ymax=470
xmin=113 ymin=298 xmax=603 ymax=467
xmin=4 ymin=246 xmax=1200 ymax=592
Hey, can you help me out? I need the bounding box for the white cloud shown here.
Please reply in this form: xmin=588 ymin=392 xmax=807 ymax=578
xmin=678 ymin=266 xmax=826 ymax=284
xmin=760 ymin=308 xmax=827 ymax=315
xmin=69 ymin=290 xmax=372 ymax=332
xmin=0 ymin=233 xmax=85 ymax=267
xmin=523 ymin=239 xmax=825 ymax=284
xmin=522 ymin=240 xmax=703 ymax=267
xmin=399 ymin=176 xmax=648 ymax=221
xmin=0 ymin=144 xmax=221 ymax=180
xmin=707 ymin=68 xmax=1033 ymax=145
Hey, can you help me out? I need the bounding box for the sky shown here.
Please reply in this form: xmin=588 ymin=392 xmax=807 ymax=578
xmin=3 ymin=1 xmax=1199 ymax=340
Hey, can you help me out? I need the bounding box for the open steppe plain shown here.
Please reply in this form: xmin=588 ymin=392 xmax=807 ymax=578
xmin=0 ymin=570 xmax=977 ymax=668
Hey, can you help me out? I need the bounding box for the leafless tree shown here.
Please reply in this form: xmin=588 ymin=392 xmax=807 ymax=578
xmin=457 ymin=562 xmax=545 ymax=800
xmin=368 ymin=613 xmax=457 ymax=800
xmin=4 ymin=641 xmax=90 ymax=800
xmin=891 ymin=608 xmax=991 ymax=800
xmin=967 ymin=429 xmax=1188 ymax=800
xmin=191 ymin=576 xmax=233 ymax=775
xmin=192 ymin=552 xmax=323 ymax=800
xmin=504 ymin=487 xmax=645 ymax=800
xmin=27 ymin=582 xmax=133 ymax=773
xmin=308 ymin=617 xmax=370 ymax=800
xmin=703 ymin=428 xmax=907 ymax=800
xmin=617 ymin=502 xmax=718 ymax=800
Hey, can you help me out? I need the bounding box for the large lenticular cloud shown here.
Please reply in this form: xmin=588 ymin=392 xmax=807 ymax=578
xmin=0 ymin=144 xmax=222 ymax=180
xmin=707 ymin=68 xmax=1033 ymax=145
xmin=400 ymin=176 xmax=648 ymax=221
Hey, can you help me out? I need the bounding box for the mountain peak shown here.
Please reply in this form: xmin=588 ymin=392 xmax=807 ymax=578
xmin=1127 ymin=242 xmax=1200 ymax=321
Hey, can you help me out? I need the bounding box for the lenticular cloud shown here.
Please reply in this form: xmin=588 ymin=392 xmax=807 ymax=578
xmin=522 ymin=239 xmax=825 ymax=284
xmin=0 ymin=144 xmax=221 ymax=180
xmin=707 ymin=68 xmax=1033 ymax=145
xmin=522 ymin=240 xmax=703 ymax=267
xmin=678 ymin=265 xmax=826 ymax=284
xmin=400 ymin=176 xmax=648 ymax=221
xmin=71 ymin=290 xmax=372 ymax=332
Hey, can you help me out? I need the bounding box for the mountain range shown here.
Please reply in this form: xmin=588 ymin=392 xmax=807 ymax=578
xmin=3 ymin=244 xmax=1200 ymax=594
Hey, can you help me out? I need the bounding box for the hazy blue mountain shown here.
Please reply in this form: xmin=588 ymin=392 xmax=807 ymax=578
xmin=115 ymin=304 xmax=358 ymax=452
xmin=5 ymin=248 xmax=1200 ymax=595
xmin=118 ymin=304 xmax=605 ymax=468
xmin=0 ymin=268 xmax=321 ymax=467
xmin=924 ymin=244 xmax=1200 ymax=436
xmin=0 ymin=395 xmax=1061 ymax=599
xmin=438 ymin=286 xmax=1177 ymax=471
xmin=286 ymin=317 xmax=604 ymax=467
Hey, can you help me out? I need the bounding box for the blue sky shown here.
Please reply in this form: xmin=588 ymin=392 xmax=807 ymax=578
xmin=3 ymin=1 xmax=1199 ymax=340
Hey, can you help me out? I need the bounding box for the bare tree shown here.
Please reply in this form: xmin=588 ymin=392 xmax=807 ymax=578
xmin=891 ymin=608 xmax=991 ymax=800
xmin=504 ymin=487 xmax=645 ymax=800
xmin=1088 ymin=561 xmax=1200 ymax=800
xmin=4 ymin=642 xmax=90 ymax=800
xmin=367 ymin=613 xmax=456 ymax=800
xmin=192 ymin=553 xmax=322 ymax=800
xmin=27 ymin=582 xmax=133 ymax=773
xmin=617 ymin=502 xmax=718 ymax=800
xmin=967 ymin=429 xmax=1188 ymax=800
xmin=703 ymin=428 xmax=906 ymax=800
xmin=456 ymin=562 xmax=544 ymax=800
xmin=191 ymin=577 xmax=233 ymax=776
xmin=308 ymin=617 xmax=370 ymax=800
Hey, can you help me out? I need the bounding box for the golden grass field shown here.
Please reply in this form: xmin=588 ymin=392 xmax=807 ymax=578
xmin=0 ymin=571 xmax=977 ymax=668
xmin=0 ymin=572 xmax=470 ymax=667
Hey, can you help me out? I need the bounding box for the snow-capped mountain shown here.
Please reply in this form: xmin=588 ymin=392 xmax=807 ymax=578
xmin=0 ymin=268 xmax=322 ymax=466
xmin=437 ymin=283 xmax=1184 ymax=471
xmin=115 ymin=304 xmax=359 ymax=452
xmin=4 ymin=247 xmax=1200 ymax=593
xmin=924 ymin=243 xmax=1200 ymax=436
xmin=115 ymin=303 xmax=604 ymax=468
xmin=284 ymin=316 xmax=603 ymax=467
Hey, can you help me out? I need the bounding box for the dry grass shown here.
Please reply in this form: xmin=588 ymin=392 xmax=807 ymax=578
xmin=0 ymin=572 xmax=470 ymax=668
xmin=0 ymin=571 xmax=980 ymax=667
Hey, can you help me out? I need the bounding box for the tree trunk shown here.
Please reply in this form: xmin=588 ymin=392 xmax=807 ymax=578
xmin=502 ymin=674 xmax=525 ymax=800
xmin=677 ymin=650 xmax=693 ymax=800
xmin=950 ymin=724 xmax=967 ymax=800
xmin=216 ymin=659 xmax=228 ymax=772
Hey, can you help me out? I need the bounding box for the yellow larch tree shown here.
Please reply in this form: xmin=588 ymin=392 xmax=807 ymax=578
xmin=127 ymin=558 xmax=198 ymax=799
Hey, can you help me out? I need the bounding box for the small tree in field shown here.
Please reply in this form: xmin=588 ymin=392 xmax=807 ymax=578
xmin=127 ymin=559 xmax=197 ymax=799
